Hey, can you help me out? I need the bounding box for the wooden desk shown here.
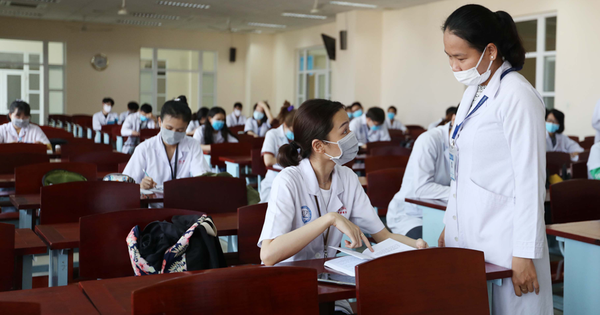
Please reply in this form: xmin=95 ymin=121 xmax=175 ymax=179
xmin=546 ymin=220 xmax=600 ymax=314
xmin=219 ymin=155 xmax=252 ymax=178
xmin=0 ymin=284 xmax=99 ymax=315
xmin=0 ymin=174 xmax=14 ymax=188
xmin=15 ymin=228 xmax=47 ymax=290
xmin=405 ymin=198 xmax=447 ymax=247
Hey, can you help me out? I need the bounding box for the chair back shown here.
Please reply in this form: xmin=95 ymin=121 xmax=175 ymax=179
xmin=355 ymin=248 xmax=489 ymax=315
xmin=370 ymin=146 xmax=411 ymax=157
xmin=0 ymin=302 xmax=39 ymax=315
xmin=164 ymin=177 xmax=247 ymax=214
xmin=364 ymin=155 xmax=409 ymax=174
xmin=39 ymin=126 xmax=74 ymax=140
xmin=546 ymin=152 xmax=572 ymax=176
xmin=69 ymin=151 xmax=130 ymax=172
xmin=70 ymin=115 xmax=93 ymax=129
xmin=0 ymin=116 xmax=7 ymax=124
xmin=388 ymin=129 xmax=407 ymax=143
xmin=131 ymin=266 xmax=318 ymax=315
xmin=79 ymin=208 xmax=203 ymax=280
xmin=140 ymin=128 xmax=160 ymax=142
xmin=365 ymin=141 xmax=399 ymax=155
xmin=238 ymin=203 xmax=268 ymax=264
xmin=210 ymin=142 xmax=252 ymax=168
xmin=15 ymin=162 xmax=97 ymax=194
xmin=550 ymin=179 xmax=600 ymax=224
xmin=40 ymin=181 xmax=139 ymax=224
xmin=60 ymin=143 xmax=112 ymax=159
xmin=568 ymin=135 xmax=579 ymax=142
xmin=101 ymin=124 xmax=123 ymax=143
xmin=367 ymin=168 xmax=405 ymax=216
xmin=250 ymin=149 xmax=267 ymax=177
xmin=571 ymin=161 xmax=588 ymax=179
xmin=578 ymin=150 xmax=590 ymax=163
xmin=0 ymin=143 xmax=46 ymax=154
xmin=405 ymin=125 xmax=426 ymax=139
xmin=0 ymin=223 xmax=14 ymax=292
xmin=0 ymin=153 xmax=48 ymax=175
xmin=229 ymin=125 xmax=244 ymax=135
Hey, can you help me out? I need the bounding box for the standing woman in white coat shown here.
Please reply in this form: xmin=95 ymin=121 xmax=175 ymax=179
xmin=439 ymin=5 xmax=552 ymax=314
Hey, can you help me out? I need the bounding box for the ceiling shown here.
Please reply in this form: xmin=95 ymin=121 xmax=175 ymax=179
xmin=0 ymin=0 xmax=441 ymax=33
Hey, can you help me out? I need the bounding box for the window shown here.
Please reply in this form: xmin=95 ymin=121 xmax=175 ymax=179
xmin=140 ymin=48 xmax=217 ymax=114
xmin=296 ymin=47 xmax=331 ymax=106
xmin=515 ymin=14 xmax=556 ymax=109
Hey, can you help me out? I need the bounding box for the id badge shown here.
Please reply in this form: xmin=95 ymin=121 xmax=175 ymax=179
xmin=449 ymin=145 xmax=458 ymax=181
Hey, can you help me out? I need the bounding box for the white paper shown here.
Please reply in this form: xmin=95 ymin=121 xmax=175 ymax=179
xmin=323 ymin=255 xmax=365 ymax=277
xmin=329 ymin=238 xmax=415 ymax=260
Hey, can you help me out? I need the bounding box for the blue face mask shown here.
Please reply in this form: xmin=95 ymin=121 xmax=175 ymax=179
xmin=387 ymin=112 xmax=395 ymax=120
xmin=253 ymin=111 xmax=265 ymax=121
xmin=212 ymin=120 xmax=225 ymax=131
xmin=370 ymin=125 xmax=381 ymax=131
xmin=347 ymin=112 xmax=353 ymax=118
xmin=285 ymin=130 xmax=294 ymax=141
xmin=140 ymin=115 xmax=149 ymax=122
xmin=546 ymin=122 xmax=559 ymax=133
xmin=353 ymin=110 xmax=363 ymax=118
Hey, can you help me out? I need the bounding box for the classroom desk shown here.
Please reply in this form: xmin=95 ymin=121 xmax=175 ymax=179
xmin=0 ymin=174 xmax=14 ymax=188
xmin=219 ymin=155 xmax=252 ymax=178
xmin=0 ymin=284 xmax=99 ymax=315
xmin=35 ymin=212 xmax=238 ymax=287
xmin=546 ymin=220 xmax=600 ymax=315
xmin=15 ymin=228 xmax=47 ymax=290
xmin=404 ymin=198 xmax=447 ymax=247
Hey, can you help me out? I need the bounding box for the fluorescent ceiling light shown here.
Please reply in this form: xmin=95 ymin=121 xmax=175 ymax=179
xmin=0 ymin=10 xmax=43 ymax=17
xmin=117 ymin=19 xmax=162 ymax=27
xmin=282 ymin=12 xmax=327 ymax=20
xmin=248 ymin=22 xmax=286 ymax=29
xmin=329 ymin=1 xmax=377 ymax=8
xmin=157 ymin=1 xmax=209 ymax=9
xmin=131 ymin=12 xmax=181 ymax=20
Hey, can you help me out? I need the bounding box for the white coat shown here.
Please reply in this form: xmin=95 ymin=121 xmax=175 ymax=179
xmin=122 ymin=133 xmax=210 ymax=186
xmin=120 ymin=112 xmax=156 ymax=154
xmin=385 ymin=117 xmax=408 ymax=132
xmin=259 ymin=125 xmax=289 ymax=202
xmin=592 ymin=99 xmax=600 ymax=143
xmin=445 ymin=61 xmax=552 ymax=315
xmin=92 ymin=111 xmax=119 ymax=131
xmin=587 ymin=142 xmax=600 ymax=179
xmin=545 ymin=132 xmax=584 ymax=161
xmin=119 ymin=111 xmax=133 ymax=125
xmin=244 ymin=118 xmax=270 ymax=137
xmin=349 ymin=115 xmax=391 ymax=146
xmin=192 ymin=125 xmax=238 ymax=144
xmin=186 ymin=120 xmax=200 ymax=135
xmin=226 ymin=112 xmax=247 ymax=127
xmin=428 ymin=118 xmax=444 ymax=130
xmin=258 ymin=158 xmax=385 ymax=263
xmin=0 ymin=122 xmax=49 ymax=144
xmin=386 ymin=123 xmax=451 ymax=235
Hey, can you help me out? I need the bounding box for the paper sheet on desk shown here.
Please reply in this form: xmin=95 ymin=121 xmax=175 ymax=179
xmin=140 ymin=186 xmax=163 ymax=195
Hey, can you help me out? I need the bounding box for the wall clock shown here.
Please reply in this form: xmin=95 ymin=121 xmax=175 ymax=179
xmin=91 ymin=54 xmax=109 ymax=71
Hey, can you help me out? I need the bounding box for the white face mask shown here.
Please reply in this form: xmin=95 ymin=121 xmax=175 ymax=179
xmin=323 ymin=131 xmax=359 ymax=166
xmin=452 ymin=46 xmax=494 ymax=86
xmin=233 ymin=109 xmax=241 ymax=117
xmin=103 ymin=104 xmax=112 ymax=113
xmin=12 ymin=118 xmax=30 ymax=129
xmin=161 ymin=126 xmax=185 ymax=145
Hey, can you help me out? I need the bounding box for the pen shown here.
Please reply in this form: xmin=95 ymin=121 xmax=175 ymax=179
xmin=143 ymin=169 xmax=150 ymax=178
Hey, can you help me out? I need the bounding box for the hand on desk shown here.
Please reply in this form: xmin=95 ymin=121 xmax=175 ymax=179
xmin=141 ymin=176 xmax=156 ymax=190
xmin=438 ymin=227 xmax=445 ymax=247
xmin=511 ymin=257 xmax=540 ymax=297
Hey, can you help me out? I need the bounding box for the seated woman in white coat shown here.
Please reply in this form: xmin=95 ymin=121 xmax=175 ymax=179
xmin=427 ymin=106 xmax=457 ymax=130
xmin=385 ymin=106 xmax=408 ymax=133
xmin=259 ymin=107 xmax=296 ymax=202
xmin=119 ymin=101 xmax=139 ymax=125
xmin=348 ymin=107 xmax=391 ymax=148
xmin=259 ymin=99 xmax=427 ymax=267
xmin=386 ymin=116 xmax=454 ymax=239
xmin=186 ymin=107 xmax=208 ymax=136
xmin=192 ymin=106 xmax=238 ymax=153
xmin=123 ymin=99 xmax=210 ymax=190
xmin=121 ymin=104 xmax=157 ymax=154
xmin=0 ymin=100 xmax=50 ymax=149
xmin=545 ymin=109 xmax=583 ymax=161
xmin=244 ymin=101 xmax=274 ymax=137
xmin=226 ymin=102 xmax=247 ymax=127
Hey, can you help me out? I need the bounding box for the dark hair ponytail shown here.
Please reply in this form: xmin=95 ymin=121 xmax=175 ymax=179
xmin=277 ymin=99 xmax=345 ymax=167
xmin=443 ymin=4 xmax=526 ymax=68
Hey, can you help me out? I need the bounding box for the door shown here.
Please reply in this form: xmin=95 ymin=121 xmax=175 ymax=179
xmin=0 ymin=70 xmax=25 ymax=115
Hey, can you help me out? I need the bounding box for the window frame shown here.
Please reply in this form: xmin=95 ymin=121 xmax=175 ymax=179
xmin=296 ymin=46 xmax=331 ymax=106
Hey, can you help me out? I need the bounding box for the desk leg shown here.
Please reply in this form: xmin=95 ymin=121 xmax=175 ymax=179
xmin=116 ymin=136 xmax=123 ymax=152
xmin=87 ymin=128 xmax=93 ymax=139
xmin=103 ymin=133 xmax=109 ymax=145
xmin=18 ymin=209 xmax=33 ymax=229
xmin=225 ymin=161 xmax=240 ymax=178
xmin=421 ymin=206 xmax=445 ymax=247
xmin=49 ymin=249 xmax=68 ymax=287
xmin=257 ymin=175 xmax=263 ymax=193
xmin=21 ymin=255 xmax=33 ymax=290
xmin=94 ymin=131 xmax=101 ymax=143
xmin=560 ymin=237 xmax=600 ymax=314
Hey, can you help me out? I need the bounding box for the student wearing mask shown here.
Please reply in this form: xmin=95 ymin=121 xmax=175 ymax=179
xmin=349 ymin=107 xmax=391 ymax=147
xmin=92 ymin=97 xmax=119 ymax=131
xmin=193 ymin=107 xmax=238 ymax=153
xmin=123 ymin=100 xmax=210 ymax=190
xmin=119 ymin=101 xmax=139 ymax=125
xmin=260 ymin=106 xmax=297 ymax=202
xmin=259 ymin=99 xmax=427 ymax=267
xmin=0 ymin=100 xmax=50 ymax=149
xmin=186 ymin=107 xmax=209 ymax=136
xmin=226 ymin=102 xmax=247 ymax=127
xmin=245 ymin=101 xmax=274 ymax=137
xmin=346 ymin=107 xmax=353 ymax=120
xmin=592 ymin=99 xmax=600 ymax=143
xmin=440 ymin=5 xmax=552 ymax=314
xmin=350 ymin=102 xmax=363 ymax=119
xmin=121 ymin=104 xmax=157 ymax=154
xmin=386 ymin=116 xmax=454 ymax=239
xmin=428 ymin=106 xmax=458 ymax=130
xmin=545 ymin=109 xmax=583 ymax=161
xmin=385 ymin=106 xmax=408 ymax=133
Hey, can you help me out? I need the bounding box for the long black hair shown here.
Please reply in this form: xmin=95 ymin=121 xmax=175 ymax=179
xmin=253 ymin=102 xmax=270 ymax=126
xmin=546 ymin=109 xmax=565 ymax=134
xmin=443 ymin=4 xmax=526 ymax=69
xmin=203 ymin=107 xmax=238 ymax=145
xmin=278 ymin=99 xmax=345 ymax=167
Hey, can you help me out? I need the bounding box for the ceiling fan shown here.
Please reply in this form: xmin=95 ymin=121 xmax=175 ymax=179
xmin=208 ymin=17 xmax=260 ymax=34
xmin=118 ymin=0 xmax=127 ymax=15
xmin=65 ymin=16 xmax=113 ymax=33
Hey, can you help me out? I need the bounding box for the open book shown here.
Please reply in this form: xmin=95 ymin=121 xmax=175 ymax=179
xmin=323 ymin=238 xmax=415 ymax=277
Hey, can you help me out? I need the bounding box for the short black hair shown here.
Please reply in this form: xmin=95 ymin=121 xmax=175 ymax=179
xmin=161 ymin=100 xmax=192 ymax=123
xmin=127 ymin=101 xmax=140 ymax=111
xmin=234 ymin=102 xmax=243 ymax=109
xmin=9 ymin=100 xmax=31 ymax=118
xmin=351 ymin=102 xmax=363 ymax=110
xmin=102 ymin=98 xmax=114 ymax=106
xmin=197 ymin=107 xmax=209 ymax=120
xmin=366 ymin=107 xmax=385 ymax=124
xmin=176 ymin=95 xmax=188 ymax=104
xmin=140 ymin=104 xmax=152 ymax=113
xmin=388 ymin=106 xmax=397 ymax=113
xmin=546 ymin=109 xmax=565 ymax=134
xmin=446 ymin=106 xmax=458 ymax=116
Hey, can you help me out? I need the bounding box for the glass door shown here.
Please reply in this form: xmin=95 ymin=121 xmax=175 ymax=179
xmin=0 ymin=71 xmax=25 ymax=114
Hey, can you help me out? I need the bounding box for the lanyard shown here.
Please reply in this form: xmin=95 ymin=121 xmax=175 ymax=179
xmin=163 ymin=143 xmax=179 ymax=180
xmin=362 ymin=124 xmax=370 ymax=144
xmin=451 ymin=67 xmax=519 ymax=147
xmin=314 ymin=196 xmax=331 ymax=258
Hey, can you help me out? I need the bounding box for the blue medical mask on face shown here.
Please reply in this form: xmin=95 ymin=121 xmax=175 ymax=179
xmin=347 ymin=112 xmax=352 ymax=118
xmin=370 ymin=125 xmax=381 ymax=131
xmin=212 ymin=120 xmax=225 ymax=131
xmin=253 ymin=111 xmax=265 ymax=121
xmin=140 ymin=115 xmax=149 ymax=122
xmin=285 ymin=130 xmax=294 ymax=141
xmin=352 ymin=110 xmax=363 ymax=118
xmin=387 ymin=112 xmax=395 ymax=120
xmin=546 ymin=122 xmax=559 ymax=133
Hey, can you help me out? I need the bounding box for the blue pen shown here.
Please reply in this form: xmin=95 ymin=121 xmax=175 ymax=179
xmin=142 ymin=169 xmax=150 ymax=178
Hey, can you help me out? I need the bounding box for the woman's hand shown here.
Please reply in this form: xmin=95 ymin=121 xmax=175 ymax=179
xmin=330 ymin=213 xmax=373 ymax=252
xmin=438 ymin=227 xmax=445 ymax=247
xmin=415 ymin=238 xmax=428 ymax=249
xmin=570 ymin=152 xmax=579 ymax=159
xmin=140 ymin=176 xmax=156 ymax=190
xmin=511 ymin=257 xmax=540 ymax=296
